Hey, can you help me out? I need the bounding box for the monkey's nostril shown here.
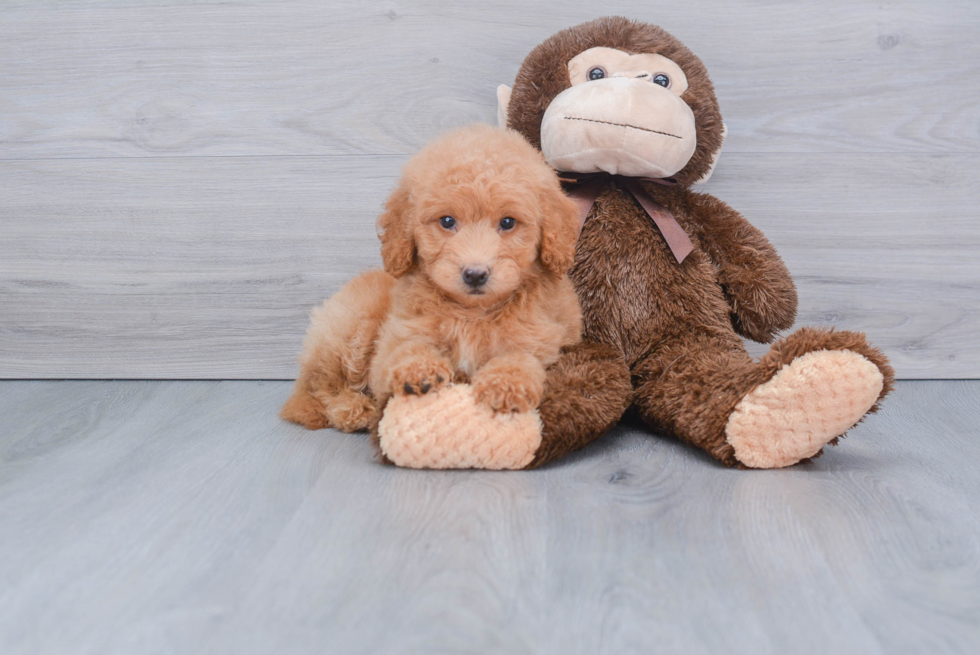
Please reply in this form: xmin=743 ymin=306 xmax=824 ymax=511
xmin=462 ymin=267 xmax=490 ymax=288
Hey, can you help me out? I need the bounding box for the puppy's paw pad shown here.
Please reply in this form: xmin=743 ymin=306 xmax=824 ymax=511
xmin=389 ymin=358 xmax=453 ymax=396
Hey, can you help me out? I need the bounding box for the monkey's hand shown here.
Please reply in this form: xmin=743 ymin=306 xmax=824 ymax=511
xmin=722 ymin=271 xmax=797 ymax=344
xmin=688 ymin=191 xmax=798 ymax=343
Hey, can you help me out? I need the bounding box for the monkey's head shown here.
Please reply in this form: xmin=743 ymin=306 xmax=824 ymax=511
xmin=498 ymin=17 xmax=725 ymax=187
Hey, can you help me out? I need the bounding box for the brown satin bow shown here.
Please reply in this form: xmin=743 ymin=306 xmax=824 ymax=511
xmin=558 ymin=172 xmax=694 ymax=264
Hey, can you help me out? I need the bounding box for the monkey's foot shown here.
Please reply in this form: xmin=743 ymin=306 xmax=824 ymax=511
xmin=725 ymin=349 xmax=884 ymax=469
xmin=377 ymin=384 xmax=542 ymax=470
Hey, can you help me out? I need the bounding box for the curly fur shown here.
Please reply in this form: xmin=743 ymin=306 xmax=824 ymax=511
xmin=281 ymin=124 xmax=583 ymax=431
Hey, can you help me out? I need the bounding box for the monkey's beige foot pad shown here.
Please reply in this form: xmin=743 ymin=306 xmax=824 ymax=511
xmin=378 ymin=384 xmax=542 ymax=470
xmin=725 ymin=350 xmax=884 ymax=469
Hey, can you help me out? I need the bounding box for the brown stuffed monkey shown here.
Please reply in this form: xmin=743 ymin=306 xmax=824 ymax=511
xmin=375 ymin=16 xmax=894 ymax=469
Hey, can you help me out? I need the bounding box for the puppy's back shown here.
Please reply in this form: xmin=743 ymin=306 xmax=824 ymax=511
xmin=281 ymin=269 xmax=394 ymax=430
xmin=300 ymin=269 xmax=395 ymax=393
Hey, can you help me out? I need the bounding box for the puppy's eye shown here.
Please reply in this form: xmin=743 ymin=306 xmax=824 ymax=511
xmin=499 ymin=217 xmax=516 ymax=231
xmin=439 ymin=216 xmax=456 ymax=230
xmin=652 ymin=73 xmax=670 ymax=88
xmin=588 ymin=67 xmax=605 ymax=81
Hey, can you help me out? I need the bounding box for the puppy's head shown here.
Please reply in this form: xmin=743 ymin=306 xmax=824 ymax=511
xmin=377 ymin=124 xmax=579 ymax=305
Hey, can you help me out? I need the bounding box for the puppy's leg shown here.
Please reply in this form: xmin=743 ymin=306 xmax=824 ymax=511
xmin=316 ymin=388 xmax=379 ymax=433
xmin=283 ymin=377 xmax=379 ymax=432
xmin=376 ymin=341 xmax=454 ymax=398
xmin=280 ymin=378 xmax=332 ymax=430
xmin=472 ymin=352 xmax=547 ymax=413
xmin=281 ymin=270 xmax=394 ymax=431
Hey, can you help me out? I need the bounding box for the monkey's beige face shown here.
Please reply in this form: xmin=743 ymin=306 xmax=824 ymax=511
xmin=540 ymin=47 xmax=697 ymax=178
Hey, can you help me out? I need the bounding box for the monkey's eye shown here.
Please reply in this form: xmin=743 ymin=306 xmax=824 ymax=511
xmin=587 ymin=66 xmax=605 ymax=81
xmin=499 ymin=217 xmax=516 ymax=231
xmin=439 ymin=216 xmax=456 ymax=230
xmin=652 ymin=73 xmax=670 ymax=88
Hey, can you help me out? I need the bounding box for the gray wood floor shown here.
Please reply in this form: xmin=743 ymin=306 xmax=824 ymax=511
xmin=2 ymin=0 xmax=979 ymax=380
xmin=1 ymin=380 xmax=978 ymax=654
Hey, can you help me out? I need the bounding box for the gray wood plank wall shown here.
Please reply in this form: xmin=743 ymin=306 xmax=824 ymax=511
xmin=1 ymin=0 xmax=978 ymax=379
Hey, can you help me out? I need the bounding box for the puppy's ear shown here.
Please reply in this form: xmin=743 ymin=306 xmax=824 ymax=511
xmin=376 ymin=184 xmax=416 ymax=278
xmin=538 ymin=186 xmax=581 ymax=275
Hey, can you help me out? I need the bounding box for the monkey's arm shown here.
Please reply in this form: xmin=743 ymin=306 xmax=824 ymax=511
xmin=685 ymin=191 xmax=797 ymax=343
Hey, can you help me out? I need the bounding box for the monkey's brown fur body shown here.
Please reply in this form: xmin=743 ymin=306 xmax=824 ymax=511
xmin=509 ymin=17 xmax=894 ymax=468
xmin=529 ymin=181 xmax=893 ymax=467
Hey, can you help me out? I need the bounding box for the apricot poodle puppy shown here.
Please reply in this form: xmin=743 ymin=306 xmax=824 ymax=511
xmin=280 ymin=124 xmax=583 ymax=432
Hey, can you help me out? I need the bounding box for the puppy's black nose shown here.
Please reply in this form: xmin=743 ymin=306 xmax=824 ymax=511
xmin=462 ymin=266 xmax=490 ymax=288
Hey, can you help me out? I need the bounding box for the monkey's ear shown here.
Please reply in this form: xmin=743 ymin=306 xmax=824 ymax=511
xmin=693 ymin=122 xmax=726 ymax=185
xmin=539 ymin=186 xmax=580 ymax=275
xmin=376 ymin=185 xmax=416 ymax=278
xmin=496 ymin=85 xmax=512 ymax=128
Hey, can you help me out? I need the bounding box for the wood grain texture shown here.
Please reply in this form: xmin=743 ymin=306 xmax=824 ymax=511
xmin=1 ymin=0 xmax=978 ymax=379
xmin=1 ymin=0 xmax=977 ymax=157
xmin=2 ymin=153 xmax=977 ymax=379
xmin=0 ymin=379 xmax=978 ymax=654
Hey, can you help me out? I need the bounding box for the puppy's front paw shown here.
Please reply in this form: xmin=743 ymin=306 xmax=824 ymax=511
xmin=473 ymin=370 xmax=543 ymax=413
xmin=387 ymin=356 xmax=453 ymax=396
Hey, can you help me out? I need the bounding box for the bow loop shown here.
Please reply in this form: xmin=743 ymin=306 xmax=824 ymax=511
xmin=559 ymin=172 xmax=693 ymax=264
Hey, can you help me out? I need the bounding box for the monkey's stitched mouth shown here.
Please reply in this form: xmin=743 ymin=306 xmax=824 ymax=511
xmin=564 ymin=116 xmax=682 ymax=139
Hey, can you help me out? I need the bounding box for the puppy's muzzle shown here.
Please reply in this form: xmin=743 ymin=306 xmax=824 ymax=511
xmin=462 ymin=266 xmax=490 ymax=290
